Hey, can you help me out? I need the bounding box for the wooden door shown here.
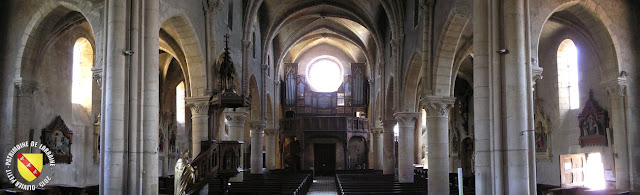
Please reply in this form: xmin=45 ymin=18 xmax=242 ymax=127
xmin=560 ymin=153 xmax=586 ymax=187
xmin=314 ymin=144 xmax=336 ymax=176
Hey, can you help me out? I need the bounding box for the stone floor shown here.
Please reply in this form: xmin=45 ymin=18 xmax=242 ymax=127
xmin=308 ymin=176 xmax=338 ymax=195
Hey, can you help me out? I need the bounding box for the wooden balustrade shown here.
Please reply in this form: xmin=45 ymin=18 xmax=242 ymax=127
xmin=280 ymin=116 xmax=369 ymax=132
xmin=185 ymin=140 xmax=243 ymax=194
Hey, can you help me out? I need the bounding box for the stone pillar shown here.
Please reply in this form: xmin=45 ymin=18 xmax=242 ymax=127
xmin=103 ymin=0 xmax=128 ymax=193
xmin=602 ymin=77 xmax=630 ymax=190
xmin=225 ymin=108 xmax=249 ymax=181
xmin=503 ymin=1 xmax=532 ymax=194
xmin=394 ymin=112 xmax=419 ymax=183
xmin=250 ymin=121 xmax=266 ymax=174
xmin=142 ymin=0 xmax=160 ymax=193
xmin=265 ymin=128 xmax=277 ymax=170
xmin=381 ymin=119 xmax=396 ymax=175
xmin=372 ymin=128 xmax=384 ymax=170
xmin=473 ymin=0 xmax=497 ymax=194
xmin=421 ymin=96 xmax=455 ymax=195
xmin=186 ymin=96 xmax=210 ymax=157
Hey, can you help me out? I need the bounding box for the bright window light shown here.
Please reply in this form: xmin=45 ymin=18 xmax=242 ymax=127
xmin=421 ymin=109 xmax=427 ymax=127
xmin=557 ymin=39 xmax=580 ymax=110
xmin=394 ymin=124 xmax=399 ymax=137
xmin=308 ymin=58 xmax=342 ymax=92
xmin=72 ymin=38 xmax=93 ymax=109
xmin=584 ymin=153 xmax=605 ymax=190
xmin=176 ymin=82 xmax=185 ymax=124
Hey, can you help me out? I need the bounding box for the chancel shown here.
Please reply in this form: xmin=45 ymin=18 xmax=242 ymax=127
xmin=0 ymin=0 xmax=639 ymax=194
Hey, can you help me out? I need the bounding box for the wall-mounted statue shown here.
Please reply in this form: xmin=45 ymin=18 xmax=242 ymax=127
xmin=41 ymin=116 xmax=73 ymax=164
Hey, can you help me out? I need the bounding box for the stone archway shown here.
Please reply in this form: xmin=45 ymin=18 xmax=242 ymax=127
xmin=432 ymin=7 xmax=470 ymax=96
xmin=159 ymin=14 xmax=207 ymax=97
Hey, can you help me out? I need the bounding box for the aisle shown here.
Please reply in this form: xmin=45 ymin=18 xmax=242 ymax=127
xmin=308 ymin=176 xmax=338 ymax=195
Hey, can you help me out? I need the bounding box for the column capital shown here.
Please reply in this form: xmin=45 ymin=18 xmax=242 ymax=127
xmin=380 ymin=119 xmax=397 ymax=129
xmin=14 ymin=78 xmax=38 ymax=97
xmin=420 ymin=96 xmax=455 ymax=117
xmin=532 ymin=65 xmax=543 ymax=85
xmin=224 ymin=107 xmax=249 ymax=126
xmin=264 ymin=128 xmax=277 ymax=136
xmin=249 ymin=120 xmax=266 ymax=132
xmin=419 ymin=0 xmax=434 ymax=9
xmin=203 ymin=0 xmax=223 ymax=14
xmin=601 ymin=76 xmax=628 ymax=97
xmin=185 ymin=96 xmax=210 ymax=115
xmin=394 ymin=112 xmax=420 ymax=127
xmin=242 ymin=39 xmax=252 ymax=49
xmin=92 ymin=66 xmax=103 ymax=89
xmin=372 ymin=128 xmax=384 ymax=136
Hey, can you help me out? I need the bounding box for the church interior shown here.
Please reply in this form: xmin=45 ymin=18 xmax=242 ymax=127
xmin=0 ymin=0 xmax=639 ymax=194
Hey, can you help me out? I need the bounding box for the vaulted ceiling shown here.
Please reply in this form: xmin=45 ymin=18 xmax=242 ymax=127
xmin=256 ymin=0 xmax=391 ymax=80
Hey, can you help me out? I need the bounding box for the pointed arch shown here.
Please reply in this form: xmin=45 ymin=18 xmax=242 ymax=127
xmin=532 ymin=0 xmax=620 ymax=81
xmin=402 ymin=53 xmax=422 ymax=112
xmin=432 ymin=7 xmax=470 ymax=96
xmin=249 ymin=75 xmax=261 ymax=120
xmin=159 ymin=14 xmax=207 ymax=97
xmin=15 ymin=2 xmax=101 ymax=80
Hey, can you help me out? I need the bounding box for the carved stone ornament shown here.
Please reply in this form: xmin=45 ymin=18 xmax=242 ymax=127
xmin=41 ymin=116 xmax=73 ymax=164
xmin=578 ymin=90 xmax=609 ymax=147
xmin=14 ymin=79 xmax=38 ymax=96
xmin=186 ymin=96 xmax=210 ymax=115
xmin=249 ymin=121 xmax=266 ymax=133
xmin=223 ymin=108 xmax=249 ymax=126
xmin=92 ymin=66 xmax=103 ymax=89
xmin=204 ymin=0 xmax=223 ymax=14
xmin=420 ymin=96 xmax=456 ymax=117
xmin=533 ymin=90 xmax=552 ymax=161
xmin=393 ymin=112 xmax=419 ymax=128
xmin=601 ymin=76 xmax=627 ymax=97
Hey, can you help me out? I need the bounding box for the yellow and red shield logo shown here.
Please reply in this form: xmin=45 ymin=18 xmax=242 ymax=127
xmin=16 ymin=153 xmax=43 ymax=182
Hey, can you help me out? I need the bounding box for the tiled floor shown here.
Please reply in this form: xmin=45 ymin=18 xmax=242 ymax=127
xmin=308 ymin=176 xmax=338 ymax=195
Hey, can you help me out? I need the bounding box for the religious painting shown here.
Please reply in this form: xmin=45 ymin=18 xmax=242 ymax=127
xmin=534 ymin=93 xmax=552 ymax=161
xmin=41 ymin=116 xmax=73 ymax=164
xmin=578 ymin=90 xmax=609 ymax=147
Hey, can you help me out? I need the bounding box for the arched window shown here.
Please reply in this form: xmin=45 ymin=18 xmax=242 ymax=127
xmin=307 ymin=58 xmax=342 ymax=92
xmin=72 ymin=38 xmax=93 ymax=109
xmin=557 ymin=39 xmax=579 ymax=110
xmin=176 ymin=82 xmax=185 ymax=124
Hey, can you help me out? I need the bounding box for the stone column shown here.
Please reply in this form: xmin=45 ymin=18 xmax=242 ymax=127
xmin=265 ymin=128 xmax=277 ymax=170
xmin=10 ymin=79 xmax=38 ymax=184
xmin=13 ymin=79 xmax=38 ymax=143
xmin=473 ymin=0 xmax=497 ymax=194
xmin=602 ymin=77 xmax=630 ymax=190
xmin=394 ymin=112 xmax=419 ymax=183
xmin=103 ymin=0 xmax=128 ymax=193
xmin=421 ymin=96 xmax=455 ymax=195
xmin=225 ymin=108 xmax=249 ymax=181
xmin=372 ymin=128 xmax=384 ymax=170
xmin=381 ymin=119 xmax=396 ymax=175
xmin=503 ymin=1 xmax=532 ymax=193
xmin=186 ymin=96 xmax=210 ymax=157
xmin=142 ymin=0 xmax=160 ymax=193
xmin=250 ymin=121 xmax=266 ymax=174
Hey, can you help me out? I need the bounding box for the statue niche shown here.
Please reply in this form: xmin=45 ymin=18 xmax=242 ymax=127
xmin=41 ymin=116 xmax=73 ymax=164
xmin=578 ymin=90 xmax=608 ymax=147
